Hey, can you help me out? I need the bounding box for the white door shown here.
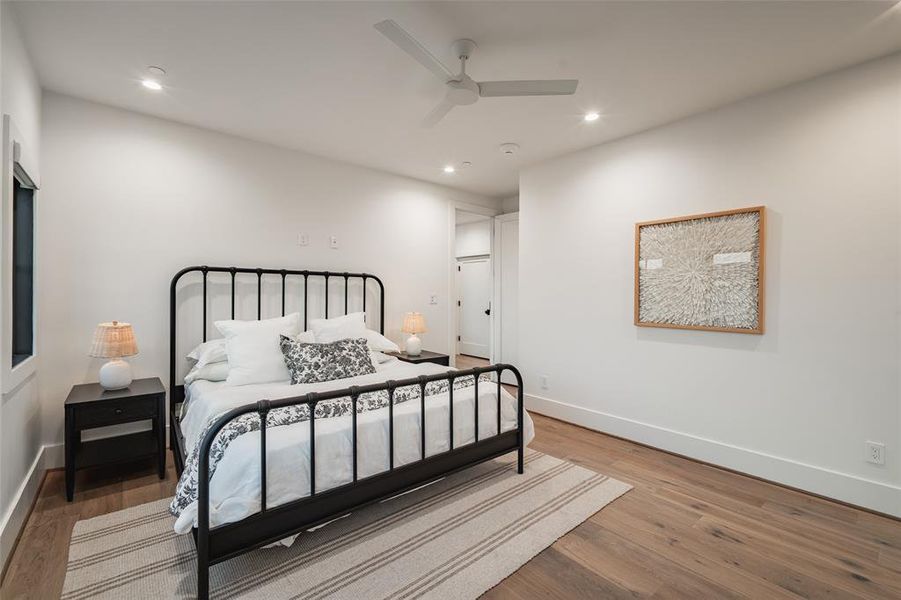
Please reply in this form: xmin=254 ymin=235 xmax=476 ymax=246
xmin=458 ymin=257 xmax=491 ymax=358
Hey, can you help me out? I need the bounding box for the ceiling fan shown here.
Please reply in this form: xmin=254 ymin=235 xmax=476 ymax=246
xmin=374 ymin=19 xmax=579 ymax=127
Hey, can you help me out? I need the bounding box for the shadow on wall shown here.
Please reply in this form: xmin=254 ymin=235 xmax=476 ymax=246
xmin=635 ymin=209 xmax=781 ymax=353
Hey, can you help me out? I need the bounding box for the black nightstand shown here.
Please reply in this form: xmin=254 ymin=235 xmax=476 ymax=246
xmin=64 ymin=377 xmax=166 ymax=501
xmin=386 ymin=350 xmax=450 ymax=366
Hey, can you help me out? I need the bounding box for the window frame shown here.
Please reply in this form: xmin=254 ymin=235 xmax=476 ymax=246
xmin=2 ymin=114 xmax=39 ymax=394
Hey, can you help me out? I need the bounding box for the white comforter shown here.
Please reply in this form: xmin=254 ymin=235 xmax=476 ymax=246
xmin=175 ymin=358 xmax=534 ymax=534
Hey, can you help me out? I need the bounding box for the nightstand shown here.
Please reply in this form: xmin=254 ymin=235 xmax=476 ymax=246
xmin=64 ymin=377 xmax=166 ymax=501
xmin=386 ymin=350 xmax=450 ymax=366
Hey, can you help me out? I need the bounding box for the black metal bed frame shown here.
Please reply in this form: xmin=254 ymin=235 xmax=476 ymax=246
xmin=169 ymin=265 xmax=525 ymax=599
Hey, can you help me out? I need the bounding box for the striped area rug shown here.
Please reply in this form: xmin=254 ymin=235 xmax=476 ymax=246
xmin=62 ymin=451 xmax=630 ymax=599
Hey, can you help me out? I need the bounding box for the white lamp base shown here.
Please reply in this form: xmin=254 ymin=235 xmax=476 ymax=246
xmin=405 ymin=334 xmax=422 ymax=356
xmin=99 ymin=359 xmax=133 ymax=390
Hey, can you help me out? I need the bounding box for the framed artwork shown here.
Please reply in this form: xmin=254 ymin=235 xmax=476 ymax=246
xmin=634 ymin=206 xmax=765 ymax=334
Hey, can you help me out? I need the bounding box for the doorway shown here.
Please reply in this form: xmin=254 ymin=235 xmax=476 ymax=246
xmin=455 ymin=209 xmax=493 ymax=361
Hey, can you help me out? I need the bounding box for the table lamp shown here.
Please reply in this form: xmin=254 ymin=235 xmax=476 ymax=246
xmin=402 ymin=312 xmax=426 ymax=356
xmin=90 ymin=321 xmax=138 ymax=390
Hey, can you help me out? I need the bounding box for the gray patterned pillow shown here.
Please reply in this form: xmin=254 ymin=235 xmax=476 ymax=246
xmin=280 ymin=336 xmax=375 ymax=384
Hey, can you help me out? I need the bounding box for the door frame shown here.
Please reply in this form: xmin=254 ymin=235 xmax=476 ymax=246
xmin=491 ymin=212 xmax=518 ymax=366
xmin=448 ymin=202 xmax=498 ymax=367
xmin=455 ymin=255 xmax=492 ymax=359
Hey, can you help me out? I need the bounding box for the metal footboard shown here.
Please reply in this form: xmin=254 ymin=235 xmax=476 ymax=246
xmin=193 ymin=363 xmax=524 ymax=599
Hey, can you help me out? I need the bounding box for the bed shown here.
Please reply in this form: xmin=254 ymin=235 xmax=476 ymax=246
xmin=169 ymin=266 xmax=530 ymax=599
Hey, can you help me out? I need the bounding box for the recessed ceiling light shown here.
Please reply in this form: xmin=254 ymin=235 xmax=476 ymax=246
xmin=443 ymin=165 xmax=455 ymax=173
xmin=583 ymin=111 xmax=600 ymax=122
xmin=141 ymin=66 xmax=166 ymax=91
xmin=461 ymin=161 xmax=472 ymax=168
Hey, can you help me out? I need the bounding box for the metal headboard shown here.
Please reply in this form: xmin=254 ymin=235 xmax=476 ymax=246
xmin=169 ymin=265 xmax=385 ymax=403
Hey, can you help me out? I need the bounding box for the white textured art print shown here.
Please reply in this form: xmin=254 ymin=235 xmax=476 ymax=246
xmin=638 ymin=210 xmax=761 ymax=330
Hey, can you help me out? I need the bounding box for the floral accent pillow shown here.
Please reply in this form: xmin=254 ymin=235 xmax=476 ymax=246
xmin=280 ymin=336 xmax=375 ymax=384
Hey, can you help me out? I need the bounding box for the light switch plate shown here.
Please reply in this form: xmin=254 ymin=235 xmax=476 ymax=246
xmin=297 ymin=233 xmax=309 ymax=246
xmin=330 ymin=236 xmax=339 ymax=249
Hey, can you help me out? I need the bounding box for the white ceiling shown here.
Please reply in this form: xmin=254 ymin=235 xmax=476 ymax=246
xmin=12 ymin=1 xmax=901 ymax=198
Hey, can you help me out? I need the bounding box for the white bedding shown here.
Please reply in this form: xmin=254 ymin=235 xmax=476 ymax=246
xmin=175 ymin=357 xmax=534 ymax=534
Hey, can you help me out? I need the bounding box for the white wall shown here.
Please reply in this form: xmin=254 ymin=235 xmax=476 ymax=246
xmin=37 ymin=93 xmax=498 ymax=453
xmin=0 ymin=9 xmax=40 ymax=172
xmin=520 ymin=54 xmax=901 ymax=516
xmin=455 ymin=220 xmax=491 ymax=258
xmin=501 ymin=195 xmax=519 ymax=214
xmin=0 ymin=2 xmax=43 ymax=568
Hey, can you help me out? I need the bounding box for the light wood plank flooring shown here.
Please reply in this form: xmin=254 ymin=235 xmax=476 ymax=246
xmin=456 ymin=353 xmax=490 ymax=370
xmin=2 ymin=413 xmax=900 ymax=598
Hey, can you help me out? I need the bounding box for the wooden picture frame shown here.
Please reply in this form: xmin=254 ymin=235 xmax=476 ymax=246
xmin=634 ymin=206 xmax=766 ymax=334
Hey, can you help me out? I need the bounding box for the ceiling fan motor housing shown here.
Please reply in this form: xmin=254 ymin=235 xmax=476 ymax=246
xmin=446 ymin=77 xmax=480 ymax=105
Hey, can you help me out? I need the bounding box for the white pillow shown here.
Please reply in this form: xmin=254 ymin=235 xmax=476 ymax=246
xmin=187 ymin=338 xmax=228 ymax=367
xmin=215 ymin=313 xmax=302 ymax=386
xmin=370 ymin=351 xmax=395 ymax=364
xmin=184 ymin=361 xmax=230 ymax=385
xmin=281 ymin=330 xmax=317 ymax=345
xmin=365 ymin=329 xmax=400 ymax=353
xmin=310 ymin=312 xmax=366 ymax=343
xmin=311 ymin=312 xmax=400 ymax=353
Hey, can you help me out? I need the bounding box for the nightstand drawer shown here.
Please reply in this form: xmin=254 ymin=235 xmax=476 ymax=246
xmin=75 ymin=396 xmax=158 ymax=428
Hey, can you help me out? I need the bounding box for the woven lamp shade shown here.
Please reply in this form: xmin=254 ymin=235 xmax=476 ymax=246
xmin=402 ymin=312 xmax=427 ymax=335
xmin=89 ymin=321 xmax=138 ymax=358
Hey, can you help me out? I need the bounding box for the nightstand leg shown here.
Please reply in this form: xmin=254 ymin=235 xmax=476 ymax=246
xmin=158 ymin=396 xmax=166 ymax=479
xmin=65 ymin=409 xmax=75 ymax=501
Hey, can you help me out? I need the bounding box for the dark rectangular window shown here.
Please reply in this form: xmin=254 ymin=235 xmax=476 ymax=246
xmin=12 ymin=175 xmax=34 ymax=367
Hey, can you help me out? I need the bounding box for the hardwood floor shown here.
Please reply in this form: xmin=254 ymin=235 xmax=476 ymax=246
xmin=3 ymin=413 xmax=900 ymax=599
xmin=456 ymin=353 xmax=490 ymax=370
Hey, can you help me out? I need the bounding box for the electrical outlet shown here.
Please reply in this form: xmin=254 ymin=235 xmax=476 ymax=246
xmin=297 ymin=233 xmax=309 ymax=246
xmin=866 ymin=441 xmax=885 ymax=465
xmin=539 ymin=375 xmax=549 ymax=390
xmin=429 ymin=294 xmax=439 ymax=305
xmin=329 ymin=236 xmax=339 ymax=249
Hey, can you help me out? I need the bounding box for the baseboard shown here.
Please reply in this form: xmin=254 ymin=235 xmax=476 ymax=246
xmin=1 ymin=426 xmax=173 ymax=578
xmin=0 ymin=446 xmax=47 ymax=579
xmin=526 ymin=393 xmax=901 ymax=517
xmin=42 ymin=442 xmax=64 ymax=470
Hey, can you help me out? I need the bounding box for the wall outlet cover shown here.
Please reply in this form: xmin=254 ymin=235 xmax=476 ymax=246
xmin=539 ymin=375 xmax=549 ymax=390
xmin=866 ymin=441 xmax=885 ymax=465
xmin=297 ymin=233 xmax=309 ymax=246
xmin=330 ymin=236 xmax=339 ymax=249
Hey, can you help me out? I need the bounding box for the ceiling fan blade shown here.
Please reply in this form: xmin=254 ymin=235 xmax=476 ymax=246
xmin=374 ymin=20 xmax=454 ymax=82
xmin=422 ymin=101 xmax=454 ymax=127
xmin=478 ymin=79 xmax=579 ymax=97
